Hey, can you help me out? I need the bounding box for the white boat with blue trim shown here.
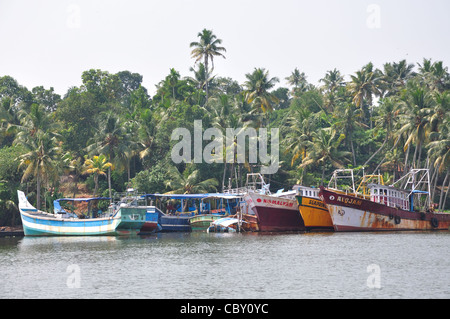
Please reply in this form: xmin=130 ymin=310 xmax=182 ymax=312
xmin=17 ymin=190 xmax=146 ymax=236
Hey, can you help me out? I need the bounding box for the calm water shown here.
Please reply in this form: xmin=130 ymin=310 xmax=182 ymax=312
xmin=0 ymin=231 xmax=449 ymax=299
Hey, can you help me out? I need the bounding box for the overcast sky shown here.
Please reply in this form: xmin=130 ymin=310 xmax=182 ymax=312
xmin=1 ymin=0 xmax=449 ymax=96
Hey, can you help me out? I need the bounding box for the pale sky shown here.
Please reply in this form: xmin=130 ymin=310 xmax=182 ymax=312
xmin=1 ymin=0 xmax=449 ymax=96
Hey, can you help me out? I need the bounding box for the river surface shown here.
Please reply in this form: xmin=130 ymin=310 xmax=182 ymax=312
xmin=0 ymin=231 xmax=449 ymax=299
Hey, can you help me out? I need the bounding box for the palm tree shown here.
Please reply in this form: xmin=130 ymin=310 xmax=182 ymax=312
xmin=285 ymin=68 xmax=310 ymax=95
xmin=86 ymin=112 xmax=134 ymax=198
xmin=320 ymin=69 xmax=345 ymax=93
xmin=243 ymin=68 xmax=280 ymax=113
xmin=283 ymin=107 xmax=320 ymax=183
xmin=18 ymin=132 xmax=61 ymax=210
xmin=190 ymin=29 xmax=226 ymax=101
xmin=379 ymin=60 xmax=415 ymax=97
xmin=333 ymin=102 xmax=367 ymax=166
xmin=82 ymin=155 xmax=113 ymax=197
xmin=165 ymin=166 xmax=218 ymax=194
xmin=319 ymin=69 xmax=346 ymax=113
xmin=12 ymin=103 xmax=61 ymax=210
xmin=397 ymin=84 xmax=433 ymax=169
xmin=348 ymin=62 xmax=381 ymax=125
xmin=165 ymin=166 xmax=218 ymax=211
xmin=363 ymin=97 xmax=401 ymax=168
xmin=300 ymin=128 xmax=352 ymax=184
xmin=166 ymin=68 xmax=180 ymax=99
xmin=206 ymin=94 xmax=253 ymax=189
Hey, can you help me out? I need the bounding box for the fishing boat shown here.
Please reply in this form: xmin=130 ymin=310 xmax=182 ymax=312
xmin=17 ymin=190 xmax=146 ymax=236
xmin=207 ymin=217 xmax=241 ymax=233
xmin=244 ymin=189 xmax=305 ymax=232
xmin=144 ymin=193 xmax=242 ymax=231
xmin=295 ymin=186 xmax=333 ymax=231
xmin=319 ymin=169 xmax=450 ymax=231
xmin=295 ymin=170 xmax=384 ymax=231
xmin=109 ymin=189 xmax=162 ymax=234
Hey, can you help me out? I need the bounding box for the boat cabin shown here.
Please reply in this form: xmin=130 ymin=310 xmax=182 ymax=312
xmin=293 ymin=185 xmax=320 ymax=199
xmin=368 ymin=184 xmax=410 ymax=211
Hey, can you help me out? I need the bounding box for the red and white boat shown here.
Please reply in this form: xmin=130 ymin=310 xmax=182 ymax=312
xmin=319 ymin=169 xmax=450 ymax=232
xmin=244 ymin=190 xmax=305 ymax=232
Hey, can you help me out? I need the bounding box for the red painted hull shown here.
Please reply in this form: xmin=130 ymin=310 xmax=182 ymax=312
xmin=140 ymin=221 xmax=159 ymax=233
xmin=245 ymin=193 xmax=305 ymax=232
xmin=319 ymin=186 xmax=450 ymax=232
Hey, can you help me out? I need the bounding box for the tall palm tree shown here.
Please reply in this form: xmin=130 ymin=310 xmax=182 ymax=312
xmin=166 ymin=68 xmax=180 ymax=99
xmin=333 ymin=102 xmax=367 ymax=166
xmin=86 ymin=112 xmax=134 ymax=198
xmin=363 ymin=97 xmax=401 ymax=168
xmin=18 ymin=132 xmax=61 ymax=210
xmin=348 ymin=62 xmax=381 ymax=125
xmin=300 ymin=128 xmax=351 ymax=184
xmin=379 ymin=60 xmax=415 ymax=97
xmin=82 ymin=155 xmax=113 ymax=197
xmin=319 ymin=69 xmax=346 ymax=113
xmin=397 ymin=84 xmax=433 ymax=169
xmin=320 ymin=69 xmax=345 ymax=93
xmin=243 ymin=68 xmax=279 ymax=113
xmin=13 ymin=104 xmax=60 ymax=210
xmin=285 ymin=68 xmax=310 ymax=95
xmin=190 ymin=29 xmax=226 ymax=101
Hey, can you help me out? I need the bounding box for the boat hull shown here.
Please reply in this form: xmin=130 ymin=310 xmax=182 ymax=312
xmin=20 ymin=210 xmax=122 ymax=236
xmin=140 ymin=208 xmax=162 ymax=233
xmin=295 ymin=195 xmax=334 ymax=231
xmin=320 ymin=187 xmax=450 ymax=232
xmin=159 ymin=214 xmax=192 ymax=232
xmin=17 ymin=190 xmax=146 ymax=236
xmin=245 ymin=193 xmax=305 ymax=232
xmin=190 ymin=214 xmax=224 ymax=230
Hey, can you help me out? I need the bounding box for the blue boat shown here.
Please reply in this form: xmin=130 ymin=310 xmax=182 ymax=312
xmin=144 ymin=193 xmax=243 ymax=232
xmin=17 ymin=190 xmax=146 ymax=236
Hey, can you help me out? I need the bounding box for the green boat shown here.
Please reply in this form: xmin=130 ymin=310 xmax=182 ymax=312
xmin=189 ymin=213 xmax=226 ymax=230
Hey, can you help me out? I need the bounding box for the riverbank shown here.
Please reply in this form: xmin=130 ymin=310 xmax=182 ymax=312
xmin=0 ymin=226 xmax=24 ymax=237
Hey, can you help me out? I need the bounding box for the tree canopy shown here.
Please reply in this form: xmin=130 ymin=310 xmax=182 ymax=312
xmin=1 ymin=29 xmax=450 ymax=225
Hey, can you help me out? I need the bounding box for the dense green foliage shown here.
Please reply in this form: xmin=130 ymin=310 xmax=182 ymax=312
xmin=1 ymin=29 xmax=449 ymax=226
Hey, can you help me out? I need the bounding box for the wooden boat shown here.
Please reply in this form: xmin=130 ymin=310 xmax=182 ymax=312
xmin=17 ymin=190 xmax=146 ymax=236
xmin=319 ymin=169 xmax=450 ymax=232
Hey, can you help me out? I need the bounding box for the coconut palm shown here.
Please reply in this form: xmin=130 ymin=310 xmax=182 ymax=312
xmin=243 ymin=68 xmax=280 ymax=113
xmin=12 ymin=103 xmax=60 ymax=210
xmin=165 ymin=166 xmax=218 ymax=211
xmin=18 ymin=132 xmax=61 ymax=210
xmin=82 ymin=155 xmax=113 ymax=197
xmin=86 ymin=112 xmax=135 ymax=198
xmin=397 ymin=84 xmax=433 ymax=169
xmin=379 ymin=60 xmax=415 ymax=97
xmin=363 ymin=97 xmax=401 ymax=168
xmin=300 ymin=128 xmax=352 ymax=184
xmin=333 ymin=102 xmax=367 ymax=166
xmin=348 ymin=62 xmax=381 ymax=124
xmin=190 ymin=29 xmax=226 ymax=101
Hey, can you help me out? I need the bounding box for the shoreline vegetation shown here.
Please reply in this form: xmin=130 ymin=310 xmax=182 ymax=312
xmin=0 ymin=29 xmax=449 ymax=228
